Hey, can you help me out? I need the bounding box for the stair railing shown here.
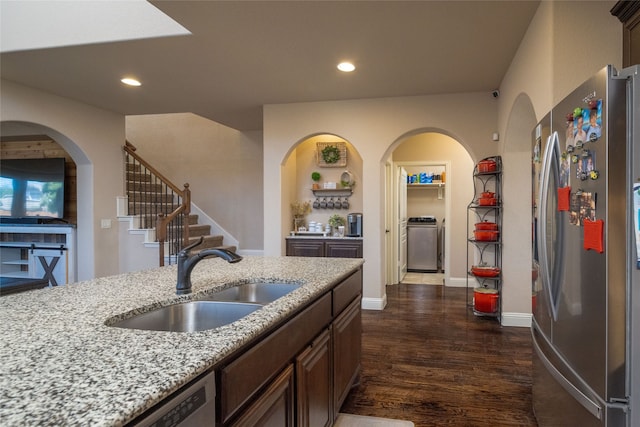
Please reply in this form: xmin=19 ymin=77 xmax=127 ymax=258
xmin=123 ymin=141 xmax=191 ymax=266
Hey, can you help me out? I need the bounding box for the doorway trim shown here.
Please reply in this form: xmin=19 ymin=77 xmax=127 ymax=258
xmin=390 ymin=160 xmax=451 ymax=285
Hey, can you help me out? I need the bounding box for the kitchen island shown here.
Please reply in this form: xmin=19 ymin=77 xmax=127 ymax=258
xmin=0 ymin=255 xmax=364 ymax=426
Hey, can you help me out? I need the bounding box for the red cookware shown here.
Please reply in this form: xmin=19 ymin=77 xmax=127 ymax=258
xmin=478 ymin=197 xmax=497 ymax=206
xmin=474 ymin=288 xmax=499 ymax=313
xmin=477 ymin=159 xmax=497 ymax=173
xmin=471 ymin=265 xmax=501 ymax=277
xmin=474 ymin=221 xmax=498 ymax=231
xmin=481 ymin=191 xmax=495 ymax=198
xmin=474 ymin=230 xmax=499 ymax=241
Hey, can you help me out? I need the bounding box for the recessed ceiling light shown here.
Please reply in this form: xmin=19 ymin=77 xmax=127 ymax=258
xmin=337 ymin=62 xmax=355 ymax=72
xmin=121 ymin=77 xmax=141 ymax=87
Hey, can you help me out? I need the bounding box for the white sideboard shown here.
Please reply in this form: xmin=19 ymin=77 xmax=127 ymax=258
xmin=0 ymin=224 xmax=76 ymax=286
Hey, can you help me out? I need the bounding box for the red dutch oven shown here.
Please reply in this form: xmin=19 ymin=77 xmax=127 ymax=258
xmin=477 ymin=159 xmax=497 ymax=173
xmin=471 ymin=265 xmax=501 ymax=277
xmin=474 ymin=221 xmax=498 ymax=231
xmin=474 ymin=288 xmax=499 ymax=313
xmin=474 ymin=230 xmax=499 ymax=241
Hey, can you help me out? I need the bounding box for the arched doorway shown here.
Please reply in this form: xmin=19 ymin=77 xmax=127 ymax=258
xmin=384 ymin=131 xmax=474 ymax=287
xmin=0 ymin=120 xmax=91 ymax=281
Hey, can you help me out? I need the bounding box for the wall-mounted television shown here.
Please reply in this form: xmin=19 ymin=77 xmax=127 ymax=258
xmin=0 ymin=158 xmax=65 ymax=221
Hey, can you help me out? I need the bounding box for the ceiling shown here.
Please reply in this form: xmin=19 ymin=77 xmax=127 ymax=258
xmin=0 ymin=1 xmax=540 ymax=131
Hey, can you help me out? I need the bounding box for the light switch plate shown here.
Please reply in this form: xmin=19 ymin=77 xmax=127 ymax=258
xmin=101 ymin=219 xmax=112 ymax=229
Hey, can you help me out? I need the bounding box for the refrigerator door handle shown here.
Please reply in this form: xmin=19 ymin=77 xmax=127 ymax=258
xmin=532 ymin=330 xmax=603 ymax=419
xmin=537 ymin=133 xmax=558 ymax=320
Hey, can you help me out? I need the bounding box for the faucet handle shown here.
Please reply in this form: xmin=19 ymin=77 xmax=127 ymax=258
xmin=179 ymin=236 xmax=204 ymax=256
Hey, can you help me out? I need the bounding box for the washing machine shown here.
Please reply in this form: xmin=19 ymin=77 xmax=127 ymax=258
xmin=407 ymin=216 xmax=438 ymax=272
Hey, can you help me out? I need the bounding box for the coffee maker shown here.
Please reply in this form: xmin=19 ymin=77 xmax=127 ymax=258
xmin=346 ymin=213 xmax=363 ymax=237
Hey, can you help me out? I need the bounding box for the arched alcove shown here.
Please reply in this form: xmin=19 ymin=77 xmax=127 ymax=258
xmin=501 ymin=93 xmax=537 ymax=323
xmin=281 ymin=133 xmax=363 ymax=243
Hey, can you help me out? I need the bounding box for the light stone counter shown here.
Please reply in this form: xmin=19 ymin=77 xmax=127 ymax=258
xmin=0 ymin=256 xmax=363 ymax=426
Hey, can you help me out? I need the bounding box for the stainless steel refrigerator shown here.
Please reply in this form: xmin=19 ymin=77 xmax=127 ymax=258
xmin=531 ymin=65 xmax=640 ymax=427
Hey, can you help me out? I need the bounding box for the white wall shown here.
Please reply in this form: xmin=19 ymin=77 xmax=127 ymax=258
xmin=264 ymin=93 xmax=499 ymax=309
xmin=1 ymin=80 xmax=124 ymax=280
xmin=126 ymin=113 xmax=264 ymax=250
xmin=495 ymin=0 xmax=621 ymax=326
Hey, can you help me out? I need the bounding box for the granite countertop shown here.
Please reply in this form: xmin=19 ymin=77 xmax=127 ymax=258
xmin=286 ymin=235 xmax=363 ymax=240
xmin=0 ymin=256 xmax=363 ymax=426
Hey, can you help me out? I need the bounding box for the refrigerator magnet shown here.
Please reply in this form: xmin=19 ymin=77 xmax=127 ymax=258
xmin=557 ymin=186 xmax=571 ymax=211
xmin=583 ymin=218 xmax=604 ymax=253
xmin=585 ymin=100 xmax=602 ymax=142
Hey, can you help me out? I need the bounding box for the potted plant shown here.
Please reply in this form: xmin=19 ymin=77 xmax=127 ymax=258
xmin=328 ymin=214 xmax=346 ymax=235
xmin=311 ymin=171 xmax=321 ymax=190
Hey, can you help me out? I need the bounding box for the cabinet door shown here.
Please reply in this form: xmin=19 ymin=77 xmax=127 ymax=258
xmin=286 ymin=240 xmax=325 ymax=257
xmin=230 ymin=364 xmax=294 ymax=427
xmin=296 ymin=329 xmax=332 ymax=427
xmin=324 ymin=241 xmax=362 ymax=258
xmin=332 ymin=297 xmax=362 ymax=416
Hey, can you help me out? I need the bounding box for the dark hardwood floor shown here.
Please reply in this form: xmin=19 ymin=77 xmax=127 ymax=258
xmin=340 ymin=284 xmax=538 ymax=426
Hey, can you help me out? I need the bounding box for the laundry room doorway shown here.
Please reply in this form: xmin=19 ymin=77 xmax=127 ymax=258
xmin=387 ymin=132 xmax=474 ymax=288
xmin=398 ymin=161 xmax=449 ymax=285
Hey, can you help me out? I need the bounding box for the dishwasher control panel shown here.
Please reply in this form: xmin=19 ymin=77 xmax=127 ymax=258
xmin=133 ymin=370 xmax=216 ymax=427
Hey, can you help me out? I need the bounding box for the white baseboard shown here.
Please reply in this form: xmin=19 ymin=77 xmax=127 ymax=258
xmin=362 ymin=295 xmax=387 ymax=311
xmin=501 ymin=312 xmax=532 ymax=328
xmin=445 ymin=276 xmax=467 ymax=287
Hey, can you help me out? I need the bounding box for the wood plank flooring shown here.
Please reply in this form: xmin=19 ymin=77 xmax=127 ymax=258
xmin=340 ymin=284 xmax=538 ymax=426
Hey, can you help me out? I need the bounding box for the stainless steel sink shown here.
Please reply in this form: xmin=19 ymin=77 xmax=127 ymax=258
xmin=201 ymin=282 xmax=301 ymax=304
xmin=110 ymin=301 xmax=261 ymax=332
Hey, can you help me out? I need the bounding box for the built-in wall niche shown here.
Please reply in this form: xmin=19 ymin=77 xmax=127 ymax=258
xmin=0 ymin=136 xmax=77 ymax=224
xmin=292 ymin=135 xmax=363 ymax=228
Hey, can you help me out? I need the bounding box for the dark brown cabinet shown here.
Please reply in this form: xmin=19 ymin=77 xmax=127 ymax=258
xmin=332 ymin=297 xmax=362 ymax=413
xmin=611 ymin=1 xmax=640 ymax=67
xmin=286 ymin=238 xmax=362 ymax=258
xmin=296 ymin=329 xmax=332 ymax=427
xmin=285 ymin=239 xmax=325 ymax=257
xmin=217 ymin=268 xmax=363 ymax=426
xmin=325 ymin=241 xmax=363 ymax=258
xmin=230 ymin=364 xmax=295 ymax=427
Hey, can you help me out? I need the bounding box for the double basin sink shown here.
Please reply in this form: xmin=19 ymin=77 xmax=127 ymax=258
xmin=109 ymin=282 xmax=301 ymax=333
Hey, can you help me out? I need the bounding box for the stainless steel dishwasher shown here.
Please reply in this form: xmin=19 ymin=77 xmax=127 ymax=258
xmin=132 ymin=370 xmax=216 ymax=426
xmin=407 ymin=216 xmax=438 ymax=272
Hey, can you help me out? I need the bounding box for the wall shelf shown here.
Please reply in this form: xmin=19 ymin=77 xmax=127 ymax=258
xmin=311 ymin=188 xmax=353 ymax=197
xmin=407 ymin=183 xmax=445 ymax=188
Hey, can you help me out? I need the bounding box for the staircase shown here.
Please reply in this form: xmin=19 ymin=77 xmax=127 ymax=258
xmin=123 ymin=143 xmax=236 ymax=266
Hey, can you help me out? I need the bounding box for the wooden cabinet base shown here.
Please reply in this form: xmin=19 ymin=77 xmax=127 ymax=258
xmin=286 ymin=238 xmax=362 ymax=258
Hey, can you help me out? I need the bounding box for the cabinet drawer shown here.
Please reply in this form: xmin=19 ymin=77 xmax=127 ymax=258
xmin=332 ymin=269 xmax=362 ymax=316
xmin=220 ymin=292 xmax=332 ymax=423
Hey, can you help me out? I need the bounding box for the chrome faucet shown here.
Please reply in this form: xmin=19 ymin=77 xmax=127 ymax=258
xmin=176 ymin=237 xmax=243 ymax=295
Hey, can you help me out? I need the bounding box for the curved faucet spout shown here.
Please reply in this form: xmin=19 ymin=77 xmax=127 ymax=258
xmin=176 ymin=239 xmax=243 ymax=294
